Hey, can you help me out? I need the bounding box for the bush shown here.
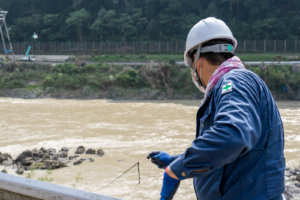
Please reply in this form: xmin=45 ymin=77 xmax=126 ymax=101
xmin=52 ymin=64 xmax=79 ymax=74
xmin=85 ymin=72 xmax=112 ymax=89
xmin=248 ymin=65 xmax=299 ymax=98
xmin=43 ymin=73 xmax=81 ymax=89
xmin=116 ymin=69 xmax=146 ymax=88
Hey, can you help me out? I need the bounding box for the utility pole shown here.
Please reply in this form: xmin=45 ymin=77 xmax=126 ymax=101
xmin=0 ymin=10 xmax=15 ymax=63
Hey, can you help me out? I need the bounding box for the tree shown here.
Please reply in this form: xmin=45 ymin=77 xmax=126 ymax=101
xmin=1 ymin=0 xmax=300 ymax=41
xmin=10 ymin=14 xmax=43 ymax=41
xmin=90 ymin=9 xmax=117 ymax=40
xmin=65 ymin=8 xmax=90 ymax=41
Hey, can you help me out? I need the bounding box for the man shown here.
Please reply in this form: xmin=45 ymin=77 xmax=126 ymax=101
xmin=147 ymin=17 xmax=285 ymax=200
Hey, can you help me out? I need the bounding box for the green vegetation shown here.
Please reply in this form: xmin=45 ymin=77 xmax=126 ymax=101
xmin=86 ymin=53 xmax=297 ymax=63
xmin=25 ymin=170 xmax=35 ymax=179
xmin=72 ymin=173 xmax=84 ymax=188
xmin=0 ymin=62 xmax=199 ymax=99
xmin=88 ymin=54 xmax=183 ymax=63
xmin=0 ymin=60 xmax=299 ymax=100
xmin=24 ymin=169 xmax=53 ymax=182
xmin=37 ymin=170 xmax=54 ymax=182
xmin=248 ymin=65 xmax=300 ymax=100
xmin=237 ymin=54 xmax=290 ymax=62
xmin=1 ymin=0 xmax=300 ymax=41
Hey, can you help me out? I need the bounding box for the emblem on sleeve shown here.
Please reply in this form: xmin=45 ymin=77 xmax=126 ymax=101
xmin=222 ymin=82 xmax=232 ymax=94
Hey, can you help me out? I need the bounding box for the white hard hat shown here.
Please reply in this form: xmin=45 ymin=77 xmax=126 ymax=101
xmin=184 ymin=17 xmax=237 ymax=66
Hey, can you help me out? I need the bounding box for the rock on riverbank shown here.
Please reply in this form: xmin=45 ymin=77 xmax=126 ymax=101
xmin=284 ymin=167 xmax=300 ymax=200
xmin=0 ymin=146 xmax=104 ymax=175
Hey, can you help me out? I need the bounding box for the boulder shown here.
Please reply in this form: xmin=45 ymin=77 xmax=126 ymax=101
xmin=0 ymin=153 xmax=13 ymax=166
xmin=86 ymin=148 xmax=96 ymax=154
xmin=58 ymin=150 xmax=68 ymax=158
xmin=40 ymin=147 xmax=47 ymax=153
xmin=47 ymin=148 xmax=56 ymax=156
xmin=68 ymin=155 xmax=79 ymax=160
xmin=15 ymin=150 xmax=33 ymax=164
xmin=284 ymin=166 xmax=300 ymax=200
xmin=87 ymin=158 xmax=94 ymax=162
xmin=2 ymin=153 xmax=12 ymax=160
xmin=22 ymin=157 xmax=34 ymax=166
xmin=75 ymin=146 xmax=85 ymax=154
xmin=60 ymin=147 xmax=69 ymax=152
xmin=42 ymin=152 xmax=51 ymax=160
xmin=58 ymin=147 xmax=69 ymax=158
xmin=73 ymin=158 xmax=86 ymax=165
xmin=40 ymin=160 xmax=67 ymax=170
xmin=2 ymin=160 xmax=13 ymax=166
xmin=32 ymin=148 xmax=41 ymax=160
xmin=97 ymin=149 xmax=104 ymax=157
xmin=296 ymin=174 xmax=300 ymax=182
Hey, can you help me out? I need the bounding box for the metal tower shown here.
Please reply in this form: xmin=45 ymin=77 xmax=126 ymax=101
xmin=0 ymin=10 xmax=15 ymax=62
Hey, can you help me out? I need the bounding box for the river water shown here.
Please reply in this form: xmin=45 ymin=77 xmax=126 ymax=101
xmin=0 ymin=98 xmax=299 ymax=200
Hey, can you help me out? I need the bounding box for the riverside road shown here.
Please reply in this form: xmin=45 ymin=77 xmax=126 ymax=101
xmin=3 ymin=54 xmax=300 ymax=67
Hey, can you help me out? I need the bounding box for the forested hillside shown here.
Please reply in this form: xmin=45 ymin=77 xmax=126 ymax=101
xmin=1 ymin=0 xmax=300 ymax=42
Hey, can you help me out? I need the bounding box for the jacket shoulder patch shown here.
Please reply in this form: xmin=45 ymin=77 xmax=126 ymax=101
xmin=221 ymin=82 xmax=232 ymax=94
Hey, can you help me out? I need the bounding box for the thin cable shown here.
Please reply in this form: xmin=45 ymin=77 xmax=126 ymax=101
xmin=103 ymin=162 xmax=140 ymax=188
xmin=137 ymin=162 xmax=140 ymax=184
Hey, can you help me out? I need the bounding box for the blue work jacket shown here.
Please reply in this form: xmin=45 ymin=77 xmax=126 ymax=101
xmin=170 ymin=69 xmax=285 ymax=200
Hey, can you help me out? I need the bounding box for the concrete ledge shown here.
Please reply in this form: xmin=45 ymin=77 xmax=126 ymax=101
xmin=0 ymin=172 xmax=120 ymax=200
xmin=0 ymin=188 xmax=41 ymax=200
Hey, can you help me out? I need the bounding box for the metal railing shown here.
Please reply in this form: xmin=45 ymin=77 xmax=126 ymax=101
xmin=0 ymin=172 xmax=121 ymax=200
xmin=7 ymin=40 xmax=300 ymax=55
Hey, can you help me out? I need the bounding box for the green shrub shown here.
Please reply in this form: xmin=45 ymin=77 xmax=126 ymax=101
xmin=116 ymin=70 xmax=137 ymax=87
xmin=116 ymin=69 xmax=146 ymax=88
xmin=85 ymin=72 xmax=112 ymax=89
xmin=52 ymin=63 xmax=79 ymax=74
xmin=248 ymin=65 xmax=299 ymax=97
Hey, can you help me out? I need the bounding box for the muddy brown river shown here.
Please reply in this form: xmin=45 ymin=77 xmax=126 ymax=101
xmin=0 ymin=98 xmax=299 ymax=200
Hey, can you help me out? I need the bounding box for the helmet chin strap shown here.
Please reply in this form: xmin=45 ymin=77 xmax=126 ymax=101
xmin=191 ymin=46 xmax=206 ymax=93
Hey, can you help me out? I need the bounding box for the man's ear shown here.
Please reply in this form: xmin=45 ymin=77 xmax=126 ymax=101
xmin=196 ymin=57 xmax=203 ymax=72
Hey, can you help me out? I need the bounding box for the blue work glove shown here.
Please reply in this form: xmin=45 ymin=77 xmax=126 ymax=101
xmin=147 ymin=151 xmax=172 ymax=169
xmin=160 ymin=171 xmax=180 ymax=200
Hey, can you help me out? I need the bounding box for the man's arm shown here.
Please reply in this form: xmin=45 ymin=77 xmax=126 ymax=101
xmin=169 ymin=77 xmax=262 ymax=180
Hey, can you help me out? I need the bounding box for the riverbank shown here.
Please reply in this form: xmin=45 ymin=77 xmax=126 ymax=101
xmin=0 ymin=61 xmax=299 ymax=100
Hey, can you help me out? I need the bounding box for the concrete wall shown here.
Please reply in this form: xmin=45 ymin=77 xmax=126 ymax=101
xmin=0 ymin=189 xmax=41 ymax=200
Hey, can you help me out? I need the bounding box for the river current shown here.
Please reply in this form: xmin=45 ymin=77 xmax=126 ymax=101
xmin=0 ymin=98 xmax=299 ymax=200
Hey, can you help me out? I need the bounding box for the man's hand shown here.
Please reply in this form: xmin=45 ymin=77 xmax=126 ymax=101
xmin=147 ymin=151 xmax=172 ymax=169
xmin=160 ymin=171 xmax=180 ymax=200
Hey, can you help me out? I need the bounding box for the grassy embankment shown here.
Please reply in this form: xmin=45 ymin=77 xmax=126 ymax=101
xmin=86 ymin=53 xmax=294 ymax=62
xmin=0 ymin=54 xmax=299 ymax=100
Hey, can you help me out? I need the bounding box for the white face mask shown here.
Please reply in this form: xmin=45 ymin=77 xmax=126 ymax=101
xmin=190 ymin=46 xmax=206 ymax=93
xmin=191 ymin=67 xmax=206 ymax=93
